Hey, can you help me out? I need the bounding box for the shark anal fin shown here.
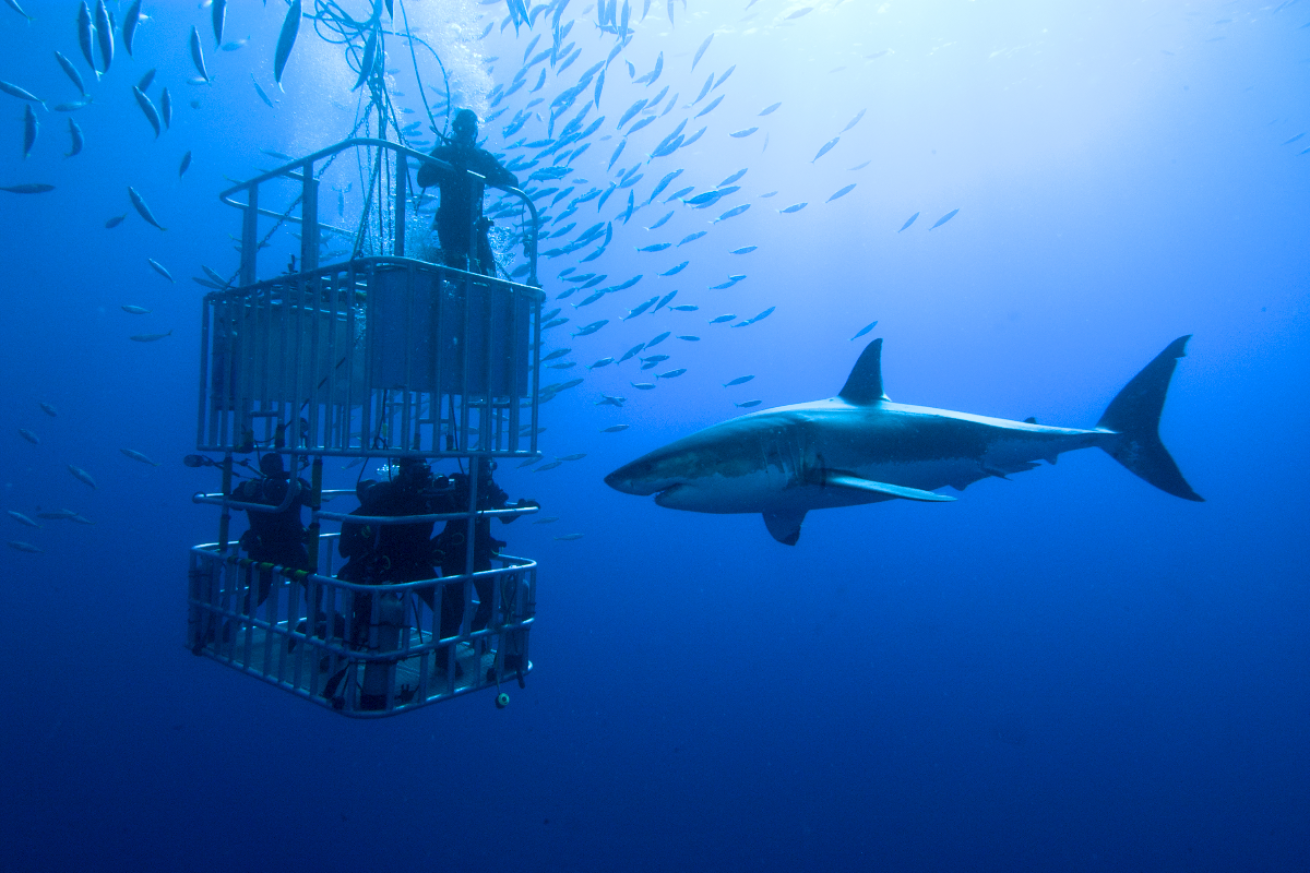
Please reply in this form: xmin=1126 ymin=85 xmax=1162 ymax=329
xmin=825 ymin=473 xmax=956 ymax=502
xmin=763 ymin=510 xmax=807 ymax=545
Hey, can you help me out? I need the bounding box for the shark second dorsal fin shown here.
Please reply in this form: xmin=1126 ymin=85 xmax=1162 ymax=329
xmin=838 ymin=338 xmax=889 ymax=405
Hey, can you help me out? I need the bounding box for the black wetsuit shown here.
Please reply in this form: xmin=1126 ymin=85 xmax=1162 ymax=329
xmin=338 ymin=476 xmax=463 ymax=641
xmin=234 ymin=473 xmax=309 ymax=606
xmin=416 ymin=140 xmax=519 ymax=275
xmin=433 ymin=473 xmax=514 ymax=632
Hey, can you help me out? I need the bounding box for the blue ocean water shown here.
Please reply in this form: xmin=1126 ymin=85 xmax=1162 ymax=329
xmin=1 ymin=1 xmax=1307 ymax=870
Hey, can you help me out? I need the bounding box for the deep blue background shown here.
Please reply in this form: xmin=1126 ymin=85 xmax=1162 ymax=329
xmin=1 ymin=2 xmax=1307 ymax=871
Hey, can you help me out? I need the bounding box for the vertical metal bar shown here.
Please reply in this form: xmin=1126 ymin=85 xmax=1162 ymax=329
xmin=301 ymin=160 xmax=319 ymax=273
xmin=198 ymin=295 xmax=213 ymax=449
xmin=394 ymin=152 xmax=407 ymax=257
xmin=241 ymin=185 xmax=258 ymax=287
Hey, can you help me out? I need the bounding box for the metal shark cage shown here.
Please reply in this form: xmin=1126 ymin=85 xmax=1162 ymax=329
xmin=187 ymin=138 xmax=546 ymax=717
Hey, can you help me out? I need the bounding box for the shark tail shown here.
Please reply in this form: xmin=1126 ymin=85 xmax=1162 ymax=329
xmin=1096 ymin=335 xmax=1203 ymax=502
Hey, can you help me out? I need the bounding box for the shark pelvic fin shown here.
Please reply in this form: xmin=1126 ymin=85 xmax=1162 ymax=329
xmin=838 ymin=338 xmax=889 ymax=405
xmin=825 ymin=473 xmax=956 ymax=502
xmin=763 ymin=509 xmax=807 ymax=545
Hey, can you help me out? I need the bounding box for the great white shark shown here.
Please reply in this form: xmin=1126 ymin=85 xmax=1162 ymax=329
xmin=605 ymin=336 xmax=1202 ymax=545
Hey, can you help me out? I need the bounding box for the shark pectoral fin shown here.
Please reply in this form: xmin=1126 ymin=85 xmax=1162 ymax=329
xmin=825 ymin=473 xmax=956 ymax=503
xmin=763 ymin=510 xmax=807 ymax=545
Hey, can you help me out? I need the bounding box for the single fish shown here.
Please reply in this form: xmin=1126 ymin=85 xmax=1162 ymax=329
xmin=735 ymin=400 xmax=763 ymax=408
xmin=930 ymin=208 xmax=959 ymax=229
xmin=160 ymin=88 xmax=172 ymax=128
xmin=274 ymin=1 xmax=302 ymax=85
xmin=132 ymin=86 xmax=162 ymax=138
xmin=67 ymin=512 xmax=94 ymax=526
xmin=252 ymin=75 xmax=277 ymax=108
xmin=849 ymin=160 xmax=872 ymax=171
xmin=638 ymin=242 xmax=671 ymax=252
xmin=714 ymin=204 xmax=750 ymax=223
xmin=712 ymin=65 xmax=736 ymax=91
xmin=121 ymin=448 xmax=160 ymax=466
xmin=647 ymin=331 xmax=671 ymax=348
xmin=0 ymin=79 xmax=44 ymax=104
xmin=678 ymin=231 xmax=706 ymax=246
xmin=734 ymin=306 xmax=775 ymax=327
xmin=121 ymin=305 xmax=151 ymax=314
xmin=780 ymin=202 xmax=808 ymax=214
xmin=559 ymin=453 xmax=587 ymax=462
xmin=67 ymin=464 xmax=97 ymax=488
xmin=128 ymin=186 xmax=166 ymax=230
xmin=841 ymin=108 xmax=866 ymax=133
xmin=2 ymin=184 xmax=54 ymax=194
xmin=759 ymin=102 xmax=782 ymax=116
xmin=179 ymin=151 xmax=192 ymax=177
xmin=147 ymin=258 xmax=174 ymax=282
xmin=36 ymin=510 xmax=77 ymax=520
xmin=535 ymin=460 xmax=563 ymax=472
xmin=648 ymin=210 xmax=675 ymax=230
xmin=850 ymin=320 xmax=879 ymax=341
xmin=694 ymin=94 xmax=724 ymax=119
xmin=572 ymin=319 xmax=609 ymax=337
xmin=129 ymin=330 xmax=173 ymax=342
xmin=618 ymin=343 xmax=646 ymax=363
xmin=553 ymin=533 xmax=584 ymax=541
xmin=657 ymin=368 xmax=686 ymax=379
xmin=190 ymin=27 xmax=210 ymax=83
xmin=659 ymin=261 xmax=689 ymax=276
xmin=723 ymin=375 xmax=755 ymax=387
xmin=54 ymin=52 xmax=87 ymax=96
xmin=76 ymin=3 xmax=96 ymax=73
xmin=138 ymin=68 xmax=156 ymax=91
xmin=601 ymin=424 xmax=630 ymax=433
xmin=730 ymin=246 xmax=757 ymax=255
xmin=22 ymin=104 xmax=37 ymax=159
xmin=94 ymin=0 xmax=113 ymax=73
xmin=596 ymin=395 xmax=626 ymax=407
xmin=730 ymin=127 xmax=758 ymax=138
xmin=692 ymin=34 xmax=714 ymax=71
xmin=541 ymin=347 xmax=572 ymax=362
xmin=812 ymin=137 xmax=839 ymax=162
xmin=710 ymin=314 xmax=737 ymax=324
xmin=212 ymin=0 xmax=227 ymax=48
xmin=589 ymin=357 xmax=615 ymax=369
xmin=39 ymin=403 xmax=58 ymax=417
xmin=630 ymin=382 xmax=656 ymax=390
xmin=65 ymin=119 xmax=84 ymax=157
xmin=8 ymin=541 xmax=42 ymax=553
xmin=671 ymin=305 xmax=699 ymax=312
xmin=1283 ymin=132 xmax=1305 ymax=145
xmin=827 ymin=184 xmax=856 ymax=202
xmin=3 ymin=0 xmax=30 ymax=20
xmin=654 ymin=291 xmax=678 ymax=312
xmin=677 ymin=335 xmax=700 ymax=342
xmin=898 ymin=212 xmax=919 ymax=232
xmin=18 ymin=428 xmax=39 ymax=444
xmin=624 ymin=296 xmax=660 ymax=320
xmin=123 ymin=1 xmax=142 ymax=56
xmin=6 ymin=510 xmax=40 ymax=528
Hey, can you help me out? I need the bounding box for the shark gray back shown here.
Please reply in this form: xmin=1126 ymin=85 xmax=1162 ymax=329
xmin=605 ymin=336 xmax=1202 ymax=544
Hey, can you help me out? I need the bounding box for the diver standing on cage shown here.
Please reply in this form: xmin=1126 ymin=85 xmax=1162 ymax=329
xmin=416 ymin=109 xmax=519 ymax=276
xmin=233 ymin=453 xmax=310 ymax=609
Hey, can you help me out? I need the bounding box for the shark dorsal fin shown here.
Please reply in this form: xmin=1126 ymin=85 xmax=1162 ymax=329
xmin=838 ymin=338 xmax=889 ymax=405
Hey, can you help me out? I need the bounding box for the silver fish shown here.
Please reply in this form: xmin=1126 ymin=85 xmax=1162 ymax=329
xmin=274 ymin=1 xmax=302 ymax=85
xmin=7 ymin=510 xmax=40 ymax=528
xmin=723 ymin=375 xmax=755 ymax=387
xmin=120 ymin=448 xmax=159 ymax=466
xmin=553 ymin=533 xmax=584 ymax=541
xmin=66 ymin=119 xmax=84 ymax=157
xmin=898 ymin=212 xmax=919 ymax=232
xmin=132 ymin=86 xmax=161 ymax=138
xmin=601 ymin=425 xmax=630 ymax=433
xmin=67 ymin=464 xmax=98 ymax=488
xmin=147 ymin=258 xmax=174 ymax=282
xmin=123 ymin=1 xmax=141 ymax=56
xmin=850 ymin=320 xmax=878 ymax=341
xmin=190 ymin=27 xmax=210 ymax=82
xmin=8 ymin=541 xmax=42 ymax=553
xmin=129 ymin=330 xmax=173 ymax=342
xmin=18 ymin=428 xmax=39 ymax=444
xmin=121 ymin=305 xmax=151 ymax=314
xmin=76 ymin=3 xmax=96 ymax=74
xmin=128 ymin=186 xmax=167 ymax=230
xmin=22 ymin=104 xmax=36 ymax=159
xmin=94 ymin=0 xmax=113 ymax=73
xmin=54 ymin=51 xmax=87 ymax=96
xmin=812 ymin=137 xmax=839 ymax=162
xmin=930 ymin=208 xmax=960 ymax=230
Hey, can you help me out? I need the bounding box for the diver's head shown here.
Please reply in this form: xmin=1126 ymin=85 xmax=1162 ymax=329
xmin=259 ymin=453 xmax=287 ymax=479
xmin=452 ymin=109 xmax=479 ymax=144
xmin=395 ymin=457 xmax=432 ymax=491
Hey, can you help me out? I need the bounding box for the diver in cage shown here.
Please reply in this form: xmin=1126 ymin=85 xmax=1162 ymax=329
xmin=431 ymin=460 xmax=538 ymax=640
xmin=416 ymin=109 xmax=520 ymax=276
xmin=233 ymin=453 xmax=310 ymax=609
xmin=337 ymin=457 xmax=464 ymax=644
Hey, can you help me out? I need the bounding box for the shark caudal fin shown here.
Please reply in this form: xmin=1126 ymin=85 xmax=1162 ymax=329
xmin=1096 ymin=335 xmax=1203 ymax=502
